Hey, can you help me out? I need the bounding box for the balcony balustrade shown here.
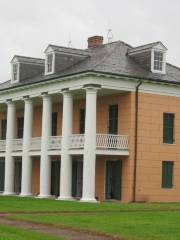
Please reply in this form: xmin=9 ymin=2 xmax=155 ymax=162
xmin=69 ymin=134 xmax=85 ymax=149
xmin=48 ymin=136 xmax=62 ymax=150
xmin=96 ymin=134 xmax=129 ymax=150
xmin=0 ymin=140 xmax=6 ymax=152
xmin=12 ymin=139 xmax=23 ymax=151
xmin=30 ymin=137 xmax=41 ymax=151
xmin=0 ymin=134 xmax=129 ymax=153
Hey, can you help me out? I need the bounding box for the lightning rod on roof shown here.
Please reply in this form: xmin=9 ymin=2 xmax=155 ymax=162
xmin=67 ymin=33 xmax=73 ymax=48
xmin=107 ymin=29 xmax=113 ymax=43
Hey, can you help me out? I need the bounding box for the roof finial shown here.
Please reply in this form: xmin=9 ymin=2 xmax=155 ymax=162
xmin=107 ymin=29 xmax=113 ymax=43
xmin=67 ymin=33 xmax=73 ymax=48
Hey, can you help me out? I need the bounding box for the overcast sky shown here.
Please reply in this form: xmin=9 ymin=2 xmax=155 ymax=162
xmin=0 ymin=0 xmax=180 ymax=82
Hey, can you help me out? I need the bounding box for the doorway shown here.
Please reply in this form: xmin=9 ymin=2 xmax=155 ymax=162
xmin=105 ymin=160 xmax=122 ymax=200
xmin=51 ymin=159 xmax=60 ymax=197
xmin=0 ymin=158 xmax=5 ymax=192
xmin=14 ymin=158 xmax=22 ymax=194
xmin=72 ymin=160 xmax=83 ymax=198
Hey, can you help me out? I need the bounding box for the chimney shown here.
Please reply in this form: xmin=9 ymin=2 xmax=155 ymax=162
xmin=88 ymin=35 xmax=103 ymax=48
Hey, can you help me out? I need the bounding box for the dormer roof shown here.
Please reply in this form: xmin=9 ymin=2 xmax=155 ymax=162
xmin=11 ymin=55 xmax=45 ymax=65
xmin=128 ymin=41 xmax=167 ymax=55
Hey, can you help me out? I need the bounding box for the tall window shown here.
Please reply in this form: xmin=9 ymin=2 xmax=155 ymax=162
xmin=52 ymin=112 xmax=57 ymax=136
xmin=17 ymin=117 xmax=24 ymax=139
xmin=46 ymin=53 xmax=53 ymax=73
xmin=163 ymin=113 xmax=174 ymax=144
xmin=1 ymin=120 xmax=7 ymax=140
xmin=108 ymin=104 xmax=118 ymax=134
xmin=79 ymin=109 xmax=85 ymax=134
xmin=162 ymin=161 xmax=174 ymax=188
xmin=13 ymin=64 xmax=18 ymax=81
xmin=154 ymin=51 xmax=163 ymax=71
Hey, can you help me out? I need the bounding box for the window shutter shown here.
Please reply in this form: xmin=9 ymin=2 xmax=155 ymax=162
xmin=162 ymin=161 xmax=174 ymax=188
xmin=52 ymin=112 xmax=57 ymax=136
xmin=163 ymin=113 xmax=174 ymax=144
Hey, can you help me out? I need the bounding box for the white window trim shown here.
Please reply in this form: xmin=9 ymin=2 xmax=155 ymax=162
xmin=45 ymin=52 xmax=55 ymax=75
xmin=11 ymin=63 xmax=20 ymax=83
xmin=151 ymin=49 xmax=166 ymax=74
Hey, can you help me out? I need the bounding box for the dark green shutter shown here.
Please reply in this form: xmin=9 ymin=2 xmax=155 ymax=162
xmin=109 ymin=105 xmax=118 ymax=134
xmin=17 ymin=117 xmax=24 ymax=139
xmin=105 ymin=161 xmax=111 ymax=199
xmin=0 ymin=159 xmax=5 ymax=192
xmin=72 ymin=161 xmax=77 ymax=197
xmin=80 ymin=109 xmax=85 ymax=134
xmin=162 ymin=161 xmax=174 ymax=188
xmin=113 ymin=161 xmax=122 ymax=200
xmin=51 ymin=160 xmax=60 ymax=196
xmin=1 ymin=120 xmax=7 ymax=140
xmin=163 ymin=113 xmax=174 ymax=144
xmin=52 ymin=112 xmax=57 ymax=136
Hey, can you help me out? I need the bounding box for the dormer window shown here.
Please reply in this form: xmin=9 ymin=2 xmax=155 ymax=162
xmin=13 ymin=64 xmax=18 ymax=81
xmin=128 ymin=41 xmax=167 ymax=75
xmin=11 ymin=63 xmax=19 ymax=83
xmin=151 ymin=48 xmax=166 ymax=74
xmin=154 ymin=51 xmax=163 ymax=71
xmin=45 ymin=53 xmax=55 ymax=75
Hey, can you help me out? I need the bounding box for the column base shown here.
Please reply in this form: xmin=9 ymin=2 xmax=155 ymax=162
xmin=57 ymin=196 xmax=74 ymax=201
xmin=37 ymin=194 xmax=53 ymax=199
xmin=3 ymin=192 xmax=15 ymax=196
xmin=80 ymin=198 xmax=99 ymax=203
xmin=19 ymin=193 xmax=32 ymax=197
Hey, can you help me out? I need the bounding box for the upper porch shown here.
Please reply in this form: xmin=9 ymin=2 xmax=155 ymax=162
xmin=0 ymin=86 xmax=132 ymax=157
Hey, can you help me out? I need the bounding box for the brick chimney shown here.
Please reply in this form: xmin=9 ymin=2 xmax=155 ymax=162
xmin=88 ymin=36 xmax=103 ymax=48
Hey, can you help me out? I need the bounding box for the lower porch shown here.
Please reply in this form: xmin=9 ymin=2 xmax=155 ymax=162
xmin=0 ymin=155 xmax=130 ymax=202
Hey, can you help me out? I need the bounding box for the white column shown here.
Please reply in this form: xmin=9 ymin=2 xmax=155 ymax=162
xmin=20 ymin=97 xmax=33 ymax=196
xmin=58 ymin=91 xmax=73 ymax=200
xmin=4 ymin=100 xmax=16 ymax=195
xmin=38 ymin=94 xmax=52 ymax=198
xmin=81 ymin=87 xmax=98 ymax=202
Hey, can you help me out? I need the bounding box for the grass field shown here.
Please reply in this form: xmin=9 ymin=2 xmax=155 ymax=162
xmin=1 ymin=196 xmax=180 ymax=240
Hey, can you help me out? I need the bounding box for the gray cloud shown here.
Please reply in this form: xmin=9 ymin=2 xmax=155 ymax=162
xmin=0 ymin=0 xmax=180 ymax=82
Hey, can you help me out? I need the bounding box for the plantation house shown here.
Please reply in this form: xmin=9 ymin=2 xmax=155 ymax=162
xmin=0 ymin=35 xmax=180 ymax=202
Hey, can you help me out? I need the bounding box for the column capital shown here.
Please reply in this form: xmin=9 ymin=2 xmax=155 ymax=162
xmin=83 ymin=84 xmax=101 ymax=92
xmin=6 ymin=99 xmax=13 ymax=105
xmin=23 ymin=96 xmax=33 ymax=103
xmin=61 ymin=89 xmax=72 ymax=98
xmin=41 ymin=92 xmax=51 ymax=100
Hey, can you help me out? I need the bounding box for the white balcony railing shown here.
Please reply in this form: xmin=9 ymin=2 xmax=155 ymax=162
xmin=48 ymin=136 xmax=62 ymax=150
xmin=69 ymin=134 xmax=129 ymax=151
xmin=30 ymin=137 xmax=41 ymax=151
xmin=69 ymin=134 xmax=85 ymax=149
xmin=0 ymin=140 xmax=6 ymax=152
xmin=0 ymin=134 xmax=129 ymax=153
xmin=96 ymin=134 xmax=129 ymax=150
xmin=12 ymin=139 xmax=23 ymax=151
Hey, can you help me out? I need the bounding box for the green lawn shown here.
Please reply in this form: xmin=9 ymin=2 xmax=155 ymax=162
xmin=1 ymin=196 xmax=180 ymax=240
xmin=0 ymin=224 xmax=62 ymax=240
xmin=1 ymin=196 xmax=180 ymax=213
xmin=12 ymin=211 xmax=180 ymax=240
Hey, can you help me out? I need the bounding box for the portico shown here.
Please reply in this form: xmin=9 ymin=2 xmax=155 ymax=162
xmin=0 ymin=82 xmax=129 ymax=202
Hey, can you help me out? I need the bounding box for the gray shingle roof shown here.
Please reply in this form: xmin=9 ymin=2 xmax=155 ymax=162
xmin=11 ymin=55 xmax=45 ymax=64
xmin=1 ymin=40 xmax=180 ymax=90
